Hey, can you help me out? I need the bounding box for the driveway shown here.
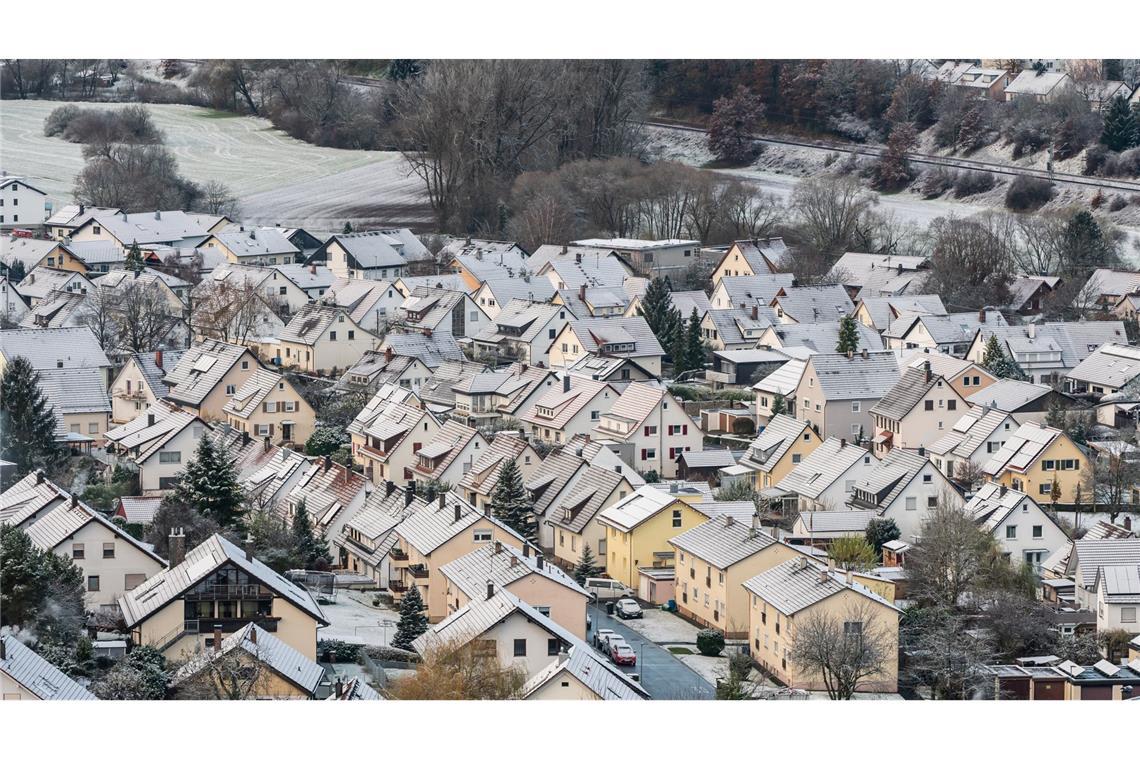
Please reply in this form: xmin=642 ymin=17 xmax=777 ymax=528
xmin=589 ymin=599 xmax=714 ymax=700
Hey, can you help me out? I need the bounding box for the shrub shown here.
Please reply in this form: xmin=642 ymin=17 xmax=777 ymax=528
xmin=920 ymin=168 xmax=956 ymax=199
xmin=697 ymin=629 xmax=726 ymax=657
xmin=1005 ymin=176 xmax=1055 ymax=211
xmin=732 ymin=417 xmax=756 ymax=436
xmin=43 ymin=104 xmax=82 ymax=137
xmin=953 ymin=170 xmax=995 ymax=198
xmin=317 ymin=639 xmax=364 ymax=663
xmin=364 ymin=645 xmax=422 ymax=664
xmin=1109 ymin=195 xmax=1128 ymax=212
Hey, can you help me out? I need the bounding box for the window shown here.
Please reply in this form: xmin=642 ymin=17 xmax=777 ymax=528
xmin=1032 ymin=525 xmax=1043 ymax=539
xmin=1122 ymin=608 xmax=1137 ymax=624
xmin=87 ymin=576 xmax=100 ymax=592
xmin=548 ymin=329 xmax=556 ymax=339
xmin=124 ymin=573 xmax=146 ymax=591
xmin=791 ymin=454 xmax=801 ymax=464
xmin=264 ymin=401 xmax=278 ymax=413
xmin=923 ymin=474 xmax=932 ymax=483
xmin=548 ymin=638 xmax=560 ymax=655
xmin=843 ymin=621 xmax=863 ymax=639
xmin=590 ymin=410 xmax=600 ymax=420
xmin=948 ymin=400 xmax=957 ymax=411
xmin=924 ymin=400 xmax=934 ymax=411
xmin=672 ymin=509 xmax=682 ymax=528
xmin=348 ymin=330 xmax=355 ymax=340
xmin=644 ymin=425 xmax=657 ymax=436
xmin=241 ymin=360 xmax=249 ymax=370
xmin=1006 ymin=525 xmax=1017 ymax=539
xmin=225 ymin=384 xmax=236 ymax=395
xmin=159 ymin=451 xmax=181 ymax=464
xmin=88 ymin=422 xmax=100 ymax=434
xmin=329 ymin=331 xmax=337 ymax=341
xmin=851 ymin=401 xmax=860 ymax=413
xmin=473 ymin=530 xmax=492 ymax=543
xmin=513 ymin=639 xmax=527 ymax=657
xmin=643 ymin=448 xmax=656 ymax=460
xmin=905 ymin=496 xmax=917 ymax=511
xmin=102 ymin=542 xmax=115 ymax=559
xmin=72 ymin=543 xmax=85 ymax=560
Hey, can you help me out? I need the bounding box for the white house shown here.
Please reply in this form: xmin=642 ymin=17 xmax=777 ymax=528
xmin=0 ymin=176 xmax=48 ymax=229
xmin=967 ymin=483 xmax=1069 ymax=572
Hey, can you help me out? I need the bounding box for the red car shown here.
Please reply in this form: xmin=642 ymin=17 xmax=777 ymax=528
xmin=611 ymin=643 xmax=637 ymax=666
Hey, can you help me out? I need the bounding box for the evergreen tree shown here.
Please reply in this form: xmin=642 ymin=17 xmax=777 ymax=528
xmin=573 ymin=545 xmax=599 ymax=587
xmin=491 ymin=459 xmax=535 ymax=542
xmin=7 ymin=259 xmax=26 ymax=283
xmin=173 ymin=434 xmax=245 ymax=526
xmin=981 ymin=335 xmax=1028 ymax=381
xmin=1045 ymin=398 xmax=1067 ymax=430
xmin=291 ymin=500 xmax=332 ymax=570
xmin=0 ymin=524 xmax=85 ymax=646
xmin=392 ymin=585 xmax=428 ymax=651
xmin=638 ymin=277 xmax=683 ymax=360
xmin=124 ymin=240 xmax=145 ymax=272
xmin=678 ymin=308 xmax=706 ymax=376
xmin=770 ymin=394 xmax=787 ymax=417
xmin=865 ymin=518 xmax=901 ymax=558
xmin=0 ymin=356 xmax=65 ymax=476
xmin=1060 ymin=211 xmax=1118 ymax=277
xmin=1100 ymin=95 xmax=1139 ymax=152
xmin=835 ymin=315 xmax=861 ymax=354
xmin=342 ymin=222 xmax=354 ymax=234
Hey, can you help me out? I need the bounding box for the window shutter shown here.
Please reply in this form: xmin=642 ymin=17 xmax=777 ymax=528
xmin=682 ymin=424 xmax=688 ymax=435
xmin=641 ymin=449 xmax=647 ymax=461
xmin=644 ymin=426 xmax=650 ymax=436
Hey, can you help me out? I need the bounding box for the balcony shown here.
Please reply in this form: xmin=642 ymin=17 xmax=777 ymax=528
xmin=184 ymin=583 xmax=273 ymax=601
xmin=183 ymin=616 xmax=280 ymax=635
xmin=390 ymin=547 xmax=408 ymax=562
xmin=407 ymin=564 xmax=429 ymax=579
xmin=389 ymin=580 xmax=408 ymax=593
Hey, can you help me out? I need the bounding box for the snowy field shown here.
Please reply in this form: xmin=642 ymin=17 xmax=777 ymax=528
xmin=0 ymin=100 xmax=431 ymax=230
xmin=317 ymin=590 xmax=400 ymax=647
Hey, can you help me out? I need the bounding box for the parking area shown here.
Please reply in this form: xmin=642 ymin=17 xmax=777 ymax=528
xmin=615 ymin=607 xmax=703 ymax=645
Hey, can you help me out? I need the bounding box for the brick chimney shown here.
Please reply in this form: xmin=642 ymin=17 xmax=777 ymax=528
xmin=154 ymin=349 xmax=163 ymax=369
xmin=324 ymin=455 xmax=332 ymax=472
xmin=249 ymin=626 xmax=257 ymax=645
xmin=523 ymin=543 xmax=531 ymax=558
xmin=579 ymin=284 xmax=587 ymax=302
xmin=244 ymin=534 xmax=254 ymax=562
xmin=35 ymin=469 xmax=44 ymax=485
xmin=168 ymin=528 xmax=186 ymax=566
xmin=494 ymin=540 xmax=502 ymax=554
xmin=263 ymin=436 xmax=271 ymax=452
xmin=923 ymin=360 xmax=931 ymax=383
xmin=751 ymin=305 xmax=758 ymax=320
xmin=978 ymin=308 xmax=986 ymax=323
xmin=438 ymin=493 xmax=446 ymax=511
xmin=384 ymin=346 xmax=394 ymax=363
xmin=147 ymin=412 xmax=156 ymax=426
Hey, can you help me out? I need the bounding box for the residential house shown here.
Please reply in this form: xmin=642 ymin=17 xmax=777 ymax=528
xmin=927 ymin=406 xmax=1020 ymax=483
xmin=223 ymin=368 xmax=316 ymax=447
xmin=43 ymin=203 xmax=119 ymax=240
xmin=338 ymin=348 xmax=434 ymax=395
xmin=470 ymin=274 xmax=557 ymax=320
xmin=1 ymin=236 xmax=65 ymax=276
xmin=754 ymin=357 xmax=807 ymax=427
xmin=104 ymin=400 xmax=211 ymax=492
xmin=163 ymin=339 xmax=260 ymax=421
xmin=739 ymin=414 xmax=822 ymax=490
xmin=519 ymin=375 xmax=617 ymax=446
xmin=982 ymin=422 xmax=1089 ymax=505
xmin=827 ymin=252 xmax=929 ymax=299
xmin=119 ymin=533 xmax=329 ymax=661
xmin=1008 ymin=275 xmax=1061 ymax=316
xmin=197 ymin=228 xmax=300 ymax=267
xmin=709 ymin=273 xmax=795 ymax=312
xmin=710 ymin=238 xmax=788 ymax=284
xmin=547 ymin=465 xmax=633 ymax=572
xmin=708 ymin=348 xmax=790 ymax=389
xmin=322 ymin=230 xmax=426 ymax=281
xmin=899 ymin=351 xmax=996 ymax=398
xmin=1004 ymin=70 xmax=1074 ymax=102
xmin=744 ymin=557 xmax=900 ymax=692
xmin=109 ymin=349 xmax=186 ymax=424
xmin=379 ymin=331 xmax=466 ymax=370
xmin=849 ymin=447 xmax=964 ymax=541
xmin=1061 ymin=538 xmax=1140 ymax=611
xmin=627 ymin=288 xmax=710 ymax=322
xmin=69 ymin=209 xmax=224 ymax=253
xmin=440 ymin=542 xmax=590 ymax=638
xmin=12 ymin=266 xmax=90 ymax=306
xmin=337 ymin=482 xmax=417 ymax=588
xmin=521 ymin=642 xmax=648 ymax=700
xmin=565 ymin=354 xmax=657 ymax=387
xmin=195 ymin=263 xmax=311 ymax=317
xmin=411 ymin=419 xmax=488 ymax=489
xmin=571 ymin=237 xmax=700 ymax=278
xmin=529 ymin=448 xmax=591 ymax=548
xmin=671 ymin=513 xmax=807 ymax=636
xmin=967 ymin=483 xmax=1069 ymax=572
xmin=325 ymin=277 xmax=405 ymax=335
xmin=456 ymin=434 xmax=543 ymax=513
xmin=758 ymin=321 xmax=882 ymax=354
xmin=0 ymin=275 xmax=29 ymax=323
xmin=934 ymin=61 xmax=1013 ymax=100
xmin=189 ymin=268 xmax=288 ymax=344
xmin=770 ymin=285 xmax=854 ymax=325
xmin=968 ymin=321 xmax=1126 ymax=386
xmin=451 ymin=362 xmax=558 ymax=427
xmin=0 ymin=634 xmax=97 ymax=700
xmin=1078 ymin=269 xmax=1140 ymax=311
xmin=1 ymin=470 xmax=69 ymax=530
xmin=272 ymin=262 xmax=335 ymax=300
xmin=1067 ymin=342 xmax=1140 ymax=398
xmin=539 ymin=251 xmax=636 ymax=293
xmin=773 ymin=437 xmax=881 ymax=513
xmin=595 ymin=486 xmax=711 ymax=589
xmin=276 ymin=303 xmax=375 ymax=375
xmin=555 ymin=284 xmax=634 ymax=319
xmin=171 ymin=623 xmax=325 ymax=700
xmin=853 ymin=294 xmax=946 ymax=333
xmin=701 ymin=307 xmax=779 ymax=351
xmin=795 ymin=351 xmax=900 ymax=442
xmin=968 ymin=379 xmax=1078 ymax=425
xmin=281 ymin=455 xmax=368 ymax=542
xmin=393 ymin=273 xmax=469 ymax=297
xmin=417 ymin=358 xmax=493 ymax=411
xmin=395 ymin=285 xmax=486 ymax=339
xmin=548 ymin=316 xmax=666 ymax=377
xmin=870 ymin=362 xmax=968 ymax=455
xmin=18 ymin=288 xmax=88 ymax=329
xmin=1094 ymin=565 xmax=1140 ymax=634
xmin=788 ymin=509 xmax=878 ymax=547
xmin=0 ymin=176 xmax=48 ymax=228
xmin=348 ymin=383 xmax=441 ymax=484
xmin=471 ymin=300 xmax=574 ymax=368
xmin=114 ymin=495 xmax=164 ymax=529
xmin=591 ymin=382 xmax=701 ymax=479
xmin=885 ymin=310 xmax=1007 ymax=356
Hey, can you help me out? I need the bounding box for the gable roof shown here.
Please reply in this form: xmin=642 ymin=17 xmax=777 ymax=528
xmin=927 ymin=406 xmax=1016 ymax=459
xmin=753 ymin=357 xmax=807 ymax=396
xmin=395 ymin=491 xmax=524 ymax=556
xmin=36 ymin=366 xmax=112 ymax=435
xmin=775 ymin=438 xmax=876 ymax=499
xmin=1096 ymin=564 xmax=1140 ymax=603
xmin=456 ymin=435 xmax=537 ymax=497
xmin=858 ymin=295 xmax=946 ymax=329
xmin=210 ymin=228 xmax=299 ymax=259
xmin=440 ymin=543 xmax=588 ymax=601
xmin=347 ymin=383 xmax=432 ymax=446
xmin=0 ymin=470 xmax=67 ymax=528
xmin=1005 ymin=69 xmax=1070 ymax=96
xmin=718 ymin=238 xmax=788 ymax=275
xmin=279 ymin=303 xmax=366 ymax=346
xmin=980 ymin=322 xmax=1126 ymax=371
xmin=806 ymin=351 xmax=900 ymax=400
xmin=172 ymin=623 xmax=324 ymax=696
xmin=596 ymin=485 xmax=687 ymax=532
xmin=743 ymin=557 xmax=899 ymax=616
xmin=771 ymin=285 xmax=854 ymax=324
xmin=1068 ymin=342 xmax=1140 ymax=389
xmin=852 ymin=447 xmax=929 ymax=509
xmin=742 ymin=414 xmax=811 ymax=474
xmin=18 ymin=288 xmax=87 ymax=328
xmin=829 ymin=252 xmax=929 ymax=296
xmin=546 ymin=465 xmax=629 ymax=534
xmin=163 ymin=340 xmax=254 ymax=407
xmin=1071 ymin=539 xmax=1140 ymax=589
xmin=707 ymin=307 xmax=779 ymax=346
xmin=119 ymin=533 xmax=327 ymax=628
xmin=0 ymin=327 xmax=110 ymax=370
xmin=412 ymin=589 xmax=579 ymax=658
xmin=565 ymin=317 xmax=665 ymax=359
xmin=669 ymin=514 xmax=777 ymax=569
xmin=380 ymin=331 xmax=465 ymax=368
xmin=982 ymin=421 xmax=1066 ymax=476
xmin=521 ymin=642 xmax=649 ymax=700
xmin=223 ymin=369 xmax=305 ymax=421
xmin=80 ymin=210 xmax=213 ymax=246
xmin=327 ymin=232 xmax=409 ymax=269
xmin=526 ymin=449 xmax=587 ymax=517
xmin=124 ymin=350 xmax=187 ymax=399
xmin=594 ymin=382 xmax=670 ymax=439
xmin=472 ymin=299 xmax=565 ymax=347
xmin=968 ymin=379 xmax=1054 ymax=412
xmin=104 ymin=400 xmax=205 ymax=463
xmin=764 ymin=321 xmax=882 ymax=354
xmin=518 ymin=376 xmax=613 ymax=430
xmin=871 ymin=365 xmax=955 ymax=421
xmin=286 ymin=457 xmax=368 ymax=528
xmin=0 ymin=634 xmax=97 ymax=700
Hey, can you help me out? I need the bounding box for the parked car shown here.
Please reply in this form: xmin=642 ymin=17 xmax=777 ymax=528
xmin=611 ymin=643 xmax=637 ymax=666
xmin=615 ymin=599 xmax=643 ymax=619
xmin=585 ymin=577 xmax=636 ymax=601
xmin=593 ymin=628 xmax=616 ymax=650
xmin=604 ymin=635 xmax=627 ymax=657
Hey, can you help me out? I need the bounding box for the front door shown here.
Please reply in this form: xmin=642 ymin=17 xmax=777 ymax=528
xmin=282 ymin=423 xmax=292 ymax=442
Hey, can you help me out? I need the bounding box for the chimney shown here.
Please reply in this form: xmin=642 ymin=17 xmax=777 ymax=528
xmin=575 ymin=252 xmax=582 ymax=264
xmin=494 ymin=540 xmax=502 ymax=554
xmin=536 ymin=554 xmax=544 ymax=570
xmin=818 ymin=568 xmax=829 ymax=584
xmin=0 ymin=638 xmax=5 ymax=661
xmin=978 ymin=308 xmax=986 ymax=323
xmin=334 ymin=679 xmax=343 ymax=698
xmin=827 ymin=557 xmax=836 ymax=572
xmin=213 ymin=625 xmax=222 ymax=651
xmin=846 ymin=349 xmax=853 ymax=360
xmin=724 ymin=514 xmax=734 ymax=528
xmin=918 ymin=446 xmax=925 ymax=458
xmin=509 ymin=555 xmax=518 ymax=568
xmin=148 ymin=412 xmax=156 ymax=426
xmin=1027 ymin=323 xmax=1036 ymax=340
xmin=669 ymin=482 xmax=678 ymax=494
xmin=861 ymin=348 xmax=868 ymax=359
xmin=244 ymin=535 xmax=254 ymax=562
xmin=249 ymin=626 xmax=257 ymax=645
xmin=578 ymin=284 xmax=587 ymax=302
xmin=453 ymin=502 xmax=462 ymax=523
xmin=1123 ymin=516 xmax=1132 ymax=531
xmin=405 ymin=485 xmax=415 ymax=509
xmin=324 ymin=455 xmax=332 ymax=472
xmin=310 ymin=264 xmax=317 ymax=275
xmin=71 ymin=493 xmax=78 ymax=507
xmin=523 ymin=543 xmax=531 ymax=558
xmin=384 ymin=346 xmax=394 ymax=362
xmin=840 ymin=438 xmax=847 ymax=448
xmin=751 ymin=305 xmax=759 ymax=320
xmin=999 ymin=484 xmax=1007 ymax=497
xmin=241 ymin=430 xmax=250 ymax=445
xmin=154 ymin=349 xmax=163 ymax=369
xmin=752 ymin=513 xmax=761 ymax=532
xmin=263 ymin=436 xmax=271 ymax=452
xmin=924 ymin=360 xmax=931 ymax=383
xmin=563 ymin=375 xmax=570 ymax=393
xmin=385 ymin=480 xmax=395 ymax=497
xmin=520 ymin=362 xmax=528 ymax=374
xmin=155 ymin=210 xmax=161 ymax=221
xmin=438 ymin=493 xmax=446 ymax=511
xmin=484 ymin=504 xmax=491 ymax=517
xmin=35 ymin=469 xmax=44 ymax=485
xmin=846 ymin=568 xmax=853 ymax=586
xmin=486 ymin=581 xmax=494 ymax=600
xmin=169 ymin=528 xmax=186 ymax=565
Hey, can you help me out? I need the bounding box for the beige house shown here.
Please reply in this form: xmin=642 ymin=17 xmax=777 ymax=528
xmin=927 ymin=407 xmax=1020 ymax=483
xmin=899 ymin=351 xmax=996 ymax=398
xmin=870 ymin=362 xmax=969 ymax=456
xmin=591 ymin=382 xmax=702 ymax=479
xmin=853 ymin=295 xmax=946 ymax=333
xmin=671 ymin=514 xmax=807 ymax=637
xmin=348 ymin=383 xmax=442 ymax=485
xmin=164 ymin=339 xmax=261 ymax=422
xmin=198 ymin=228 xmax=301 ymax=267
xmin=171 ymin=623 xmax=325 ymax=700
xmin=519 ymin=375 xmax=618 ymax=446
xmin=109 ymin=349 xmax=186 ymax=424
xmin=744 ymin=557 xmax=900 ymax=693
xmin=456 ymin=434 xmax=543 ymax=513
xmin=739 ymin=414 xmax=822 ymax=490
xmin=276 ymin=303 xmax=376 ymax=375
xmin=522 ymin=644 xmax=648 ymax=700
xmin=104 ymin=400 xmax=211 ymax=492
xmin=753 ymin=358 xmax=806 ymax=427
xmin=796 ymin=351 xmax=900 ymax=443
xmin=223 ymin=368 xmax=316 ymax=447
xmin=471 ymin=300 xmax=575 ymax=368
xmin=411 ymin=419 xmax=488 ymax=488
xmin=711 ymin=238 xmax=787 ymax=285
xmin=119 ymin=533 xmax=329 ymax=662
xmin=548 ymin=466 xmax=634 ymax=572
xmin=440 ymin=542 xmax=590 ymax=638
xmin=548 ymin=317 xmax=666 ymax=377
xmin=1 ymin=634 xmax=96 ymax=700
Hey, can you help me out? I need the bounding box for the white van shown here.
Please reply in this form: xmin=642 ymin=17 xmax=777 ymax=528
xmin=584 ymin=577 xmax=635 ymax=601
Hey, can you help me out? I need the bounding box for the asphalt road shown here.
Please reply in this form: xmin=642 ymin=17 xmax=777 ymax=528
xmin=589 ymin=599 xmax=714 ymax=700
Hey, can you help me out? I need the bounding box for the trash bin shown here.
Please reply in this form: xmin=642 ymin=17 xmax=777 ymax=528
xmin=605 ymin=601 xmax=615 ymax=615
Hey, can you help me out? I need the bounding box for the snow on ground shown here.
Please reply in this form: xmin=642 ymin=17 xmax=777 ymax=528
xmin=317 ymin=589 xmax=399 ymax=647
xmin=676 ymin=653 xmax=776 ymax=689
xmin=618 ymin=608 xmax=702 ymax=644
xmin=0 ymin=99 xmax=430 ymax=229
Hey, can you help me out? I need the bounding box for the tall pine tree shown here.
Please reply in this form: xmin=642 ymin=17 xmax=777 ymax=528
xmin=392 ymin=585 xmax=428 ymax=651
xmin=124 ymin=240 xmax=145 ymax=272
xmin=835 ymin=315 xmax=860 ymax=354
xmin=981 ymin=334 xmax=1028 ymax=381
xmin=1100 ymin=95 xmax=1139 ymax=152
xmin=491 ymin=459 xmax=535 ymax=543
xmin=573 ymin=545 xmax=599 ymax=587
xmin=291 ymin=500 xmax=332 ymax=570
xmin=173 ymin=434 xmax=245 ymax=526
xmin=638 ymin=277 xmax=683 ymax=360
xmin=676 ymin=308 xmax=706 ymax=376
xmin=0 ymin=356 xmax=65 ymax=475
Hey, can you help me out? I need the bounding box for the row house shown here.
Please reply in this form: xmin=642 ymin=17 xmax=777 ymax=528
xmin=870 ymin=362 xmax=968 ymax=456
xmin=69 ymin=209 xmax=226 ymax=253
xmin=591 ymin=382 xmax=700 ymax=479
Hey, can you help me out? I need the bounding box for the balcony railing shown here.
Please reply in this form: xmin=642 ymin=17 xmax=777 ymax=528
xmin=184 ymin=584 xmax=273 ymax=600
xmin=390 ymin=547 xmax=408 ymax=561
xmin=185 ymin=616 xmax=280 ymax=635
xmin=408 ymin=564 xmax=429 ymax=579
xmin=389 ymin=580 xmax=408 ymax=593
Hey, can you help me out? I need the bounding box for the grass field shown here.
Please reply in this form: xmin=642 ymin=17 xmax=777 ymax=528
xmin=0 ymin=99 xmax=431 ymax=231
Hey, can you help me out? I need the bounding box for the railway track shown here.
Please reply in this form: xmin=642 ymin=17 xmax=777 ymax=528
xmin=644 ymin=119 xmax=1140 ymax=195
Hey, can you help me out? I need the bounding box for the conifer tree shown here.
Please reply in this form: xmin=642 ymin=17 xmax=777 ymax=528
xmin=0 ymin=356 xmax=65 ymax=475
xmin=125 ymin=240 xmax=145 ymax=272
xmin=491 ymin=459 xmax=535 ymax=542
xmin=770 ymin=394 xmax=787 ymax=417
xmin=835 ymin=315 xmax=860 ymax=354
xmin=573 ymin=545 xmax=599 ymax=587
xmin=291 ymin=500 xmax=332 ymax=570
xmin=638 ymin=277 xmax=683 ymax=360
xmin=981 ymin=334 xmax=1028 ymax=381
xmin=173 ymin=434 xmax=245 ymax=526
xmin=392 ymin=585 xmax=428 ymax=651
xmin=678 ymin=308 xmax=706 ymax=375
xmin=1101 ymin=95 xmax=1139 ymax=152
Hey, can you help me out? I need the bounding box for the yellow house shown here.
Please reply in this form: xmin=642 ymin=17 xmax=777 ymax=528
xmin=171 ymin=623 xmax=325 ymax=700
xmin=1 ymin=634 xmax=97 ymax=700
xmin=982 ymin=421 xmax=1089 ymax=504
xmin=439 ymin=542 xmax=590 ymax=638
xmin=163 ymin=339 xmax=261 ymax=422
xmin=223 ymin=368 xmax=317 ymax=447
xmin=277 ymin=303 xmax=376 ymax=375
xmin=744 ymin=557 xmax=901 ymax=693
xmin=118 ymin=534 xmax=329 ymax=662
xmin=670 ymin=514 xmax=808 ymax=637
xmin=595 ymin=485 xmax=709 ymax=590
xmin=710 ymin=238 xmax=786 ymax=286
xmin=109 ymin=349 xmax=186 ymax=425
xmin=741 ymin=414 xmax=822 ymax=490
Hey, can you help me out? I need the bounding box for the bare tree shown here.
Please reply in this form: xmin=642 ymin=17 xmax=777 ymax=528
xmin=76 ymin=285 xmax=119 ymax=350
xmin=906 ymin=501 xmax=995 ymax=609
xmin=386 ymin=643 xmax=527 ymax=700
xmin=789 ymin=175 xmax=878 ymax=257
xmin=192 ymin=279 xmax=281 ymax=344
xmin=789 ymin=600 xmax=894 ymax=700
xmin=116 ymin=279 xmax=182 ymax=353
xmin=1084 ymin=449 xmax=1140 ymax=523
xmin=954 ymin=460 xmax=985 ymax=490
xmin=174 ymin=640 xmax=268 ymax=700
xmin=904 ymin=605 xmax=995 ymax=700
xmin=197 ymin=180 xmax=241 ymax=218
xmin=719 ymin=181 xmax=782 ymax=240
